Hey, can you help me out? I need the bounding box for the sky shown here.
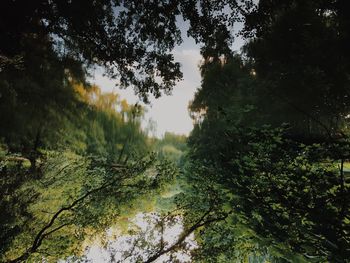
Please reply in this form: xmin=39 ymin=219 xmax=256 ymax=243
xmin=91 ymin=21 xmax=244 ymax=138
xmin=91 ymin=41 xmax=201 ymax=138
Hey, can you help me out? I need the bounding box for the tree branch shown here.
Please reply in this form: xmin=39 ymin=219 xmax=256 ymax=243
xmin=144 ymin=210 xmax=230 ymax=263
xmin=7 ymin=173 xmax=131 ymax=263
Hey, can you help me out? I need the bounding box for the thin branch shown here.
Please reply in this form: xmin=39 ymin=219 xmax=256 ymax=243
xmin=7 ymin=174 xmax=129 ymax=263
xmin=40 ymin=223 xmax=71 ymax=240
xmin=144 ymin=210 xmax=229 ymax=263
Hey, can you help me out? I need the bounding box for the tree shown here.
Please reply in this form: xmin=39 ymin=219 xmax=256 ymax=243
xmin=1 ymin=152 xmax=177 ymax=262
xmin=183 ymin=1 xmax=350 ymax=258
xmin=0 ymin=34 xmax=84 ymax=171
xmin=0 ymin=0 xmax=247 ymax=101
xmin=188 ymin=89 xmax=350 ymax=261
xmin=0 ymin=0 xmax=246 ymax=169
xmin=243 ymin=0 xmax=350 ymax=138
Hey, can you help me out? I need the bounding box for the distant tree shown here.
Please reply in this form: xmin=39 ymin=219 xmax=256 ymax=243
xmin=0 ymin=0 xmax=248 ymax=167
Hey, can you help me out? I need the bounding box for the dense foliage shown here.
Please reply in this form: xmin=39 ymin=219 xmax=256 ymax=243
xmin=0 ymin=0 xmax=250 ymax=102
xmin=183 ymin=0 xmax=350 ymax=262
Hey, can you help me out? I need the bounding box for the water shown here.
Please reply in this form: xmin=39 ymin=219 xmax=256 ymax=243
xmin=76 ymin=212 xmax=197 ymax=262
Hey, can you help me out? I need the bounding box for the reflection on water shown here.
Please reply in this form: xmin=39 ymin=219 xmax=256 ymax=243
xmin=79 ymin=212 xmax=197 ymax=262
